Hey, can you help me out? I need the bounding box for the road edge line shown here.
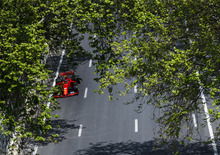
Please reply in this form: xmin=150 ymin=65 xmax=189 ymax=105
xmin=200 ymin=88 xmax=218 ymax=155
xmin=33 ymin=50 xmax=65 ymax=155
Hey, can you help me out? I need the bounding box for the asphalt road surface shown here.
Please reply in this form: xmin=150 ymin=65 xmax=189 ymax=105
xmin=38 ymin=58 xmax=161 ymax=155
xmin=37 ymin=58 xmax=219 ymax=155
xmin=36 ymin=34 xmax=219 ymax=155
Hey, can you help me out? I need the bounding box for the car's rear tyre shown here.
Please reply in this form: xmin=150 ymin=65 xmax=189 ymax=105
xmin=76 ymin=78 xmax=81 ymax=84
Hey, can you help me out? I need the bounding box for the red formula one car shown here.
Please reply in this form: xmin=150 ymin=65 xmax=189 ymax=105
xmin=53 ymin=71 xmax=80 ymax=98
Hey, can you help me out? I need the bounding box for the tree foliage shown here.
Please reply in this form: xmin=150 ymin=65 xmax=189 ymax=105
xmin=0 ymin=0 xmax=83 ymax=153
xmin=73 ymin=0 xmax=220 ymax=141
xmin=0 ymin=0 xmax=220 ymax=153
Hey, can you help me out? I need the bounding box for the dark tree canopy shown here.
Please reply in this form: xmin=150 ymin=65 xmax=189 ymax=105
xmin=0 ymin=0 xmax=220 ymax=153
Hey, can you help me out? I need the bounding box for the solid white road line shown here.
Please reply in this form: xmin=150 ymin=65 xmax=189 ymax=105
xmin=32 ymin=146 xmax=38 ymax=155
xmin=135 ymin=119 xmax=138 ymax=133
xmin=133 ymin=57 xmax=137 ymax=93
xmin=52 ymin=50 xmax=65 ymax=87
xmin=200 ymin=88 xmax=218 ymax=155
xmin=78 ymin=124 xmax=83 ymax=137
xmin=89 ymin=59 xmax=92 ymax=67
xmin=134 ymin=85 xmax=138 ymax=93
xmin=46 ymin=50 xmax=66 ymax=107
xmin=84 ymin=87 xmax=88 ymax=98
xmin=34 ymin=50 xmax=66 ymax=155
xmin=192 ymin=113 xmax=197 ymax=128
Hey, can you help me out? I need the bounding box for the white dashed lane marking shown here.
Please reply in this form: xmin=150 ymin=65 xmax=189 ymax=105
xmin=135 ymin=119 xmax=138 ymax=133
xmin=89 ymin=59 xmax=92 ymax=67
xmin=134 ymin=85 xmax=138 ymax=93
xmin=84 ymin=87 xmax=88 ymax=98
xmin=192 ymin=113 xmax=197 ymax=128
xmin=78 ymin=124 xmax=83 ymax=137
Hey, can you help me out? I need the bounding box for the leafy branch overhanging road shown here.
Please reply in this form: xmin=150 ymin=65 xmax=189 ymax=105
xmin=0 ymin=0 xmax=220 ymax=154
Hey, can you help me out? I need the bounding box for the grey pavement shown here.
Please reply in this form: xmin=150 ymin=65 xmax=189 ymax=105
xmin=38 ymin=59 xmax=158 ymax=155
xmin=36 ymin=33 xmax=219 ymax=155
xmin=37 ymin=59 xmax=219 ymax=155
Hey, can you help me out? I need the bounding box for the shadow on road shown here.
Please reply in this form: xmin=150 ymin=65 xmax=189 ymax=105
xmin=36 ymin=119 xmax=79 ymax=146
xmin=46 ymin=51 xmax=92 ymax=73
xmin=45 ymin=52 xmax=91 ymax=87
xmin=75 ymin=140 xmax=214 ymax=155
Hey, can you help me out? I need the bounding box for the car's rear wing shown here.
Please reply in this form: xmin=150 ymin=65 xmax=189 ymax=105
xmin=59 ymin=71 xmax=74 ymax=76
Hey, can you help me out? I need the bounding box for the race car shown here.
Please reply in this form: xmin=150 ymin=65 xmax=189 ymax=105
xmin=53 ymin=71 xmax=81 ymax=98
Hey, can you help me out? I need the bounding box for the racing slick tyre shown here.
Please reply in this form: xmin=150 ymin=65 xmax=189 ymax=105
xmin=75 ymin=78 xmax=81 ymax=84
